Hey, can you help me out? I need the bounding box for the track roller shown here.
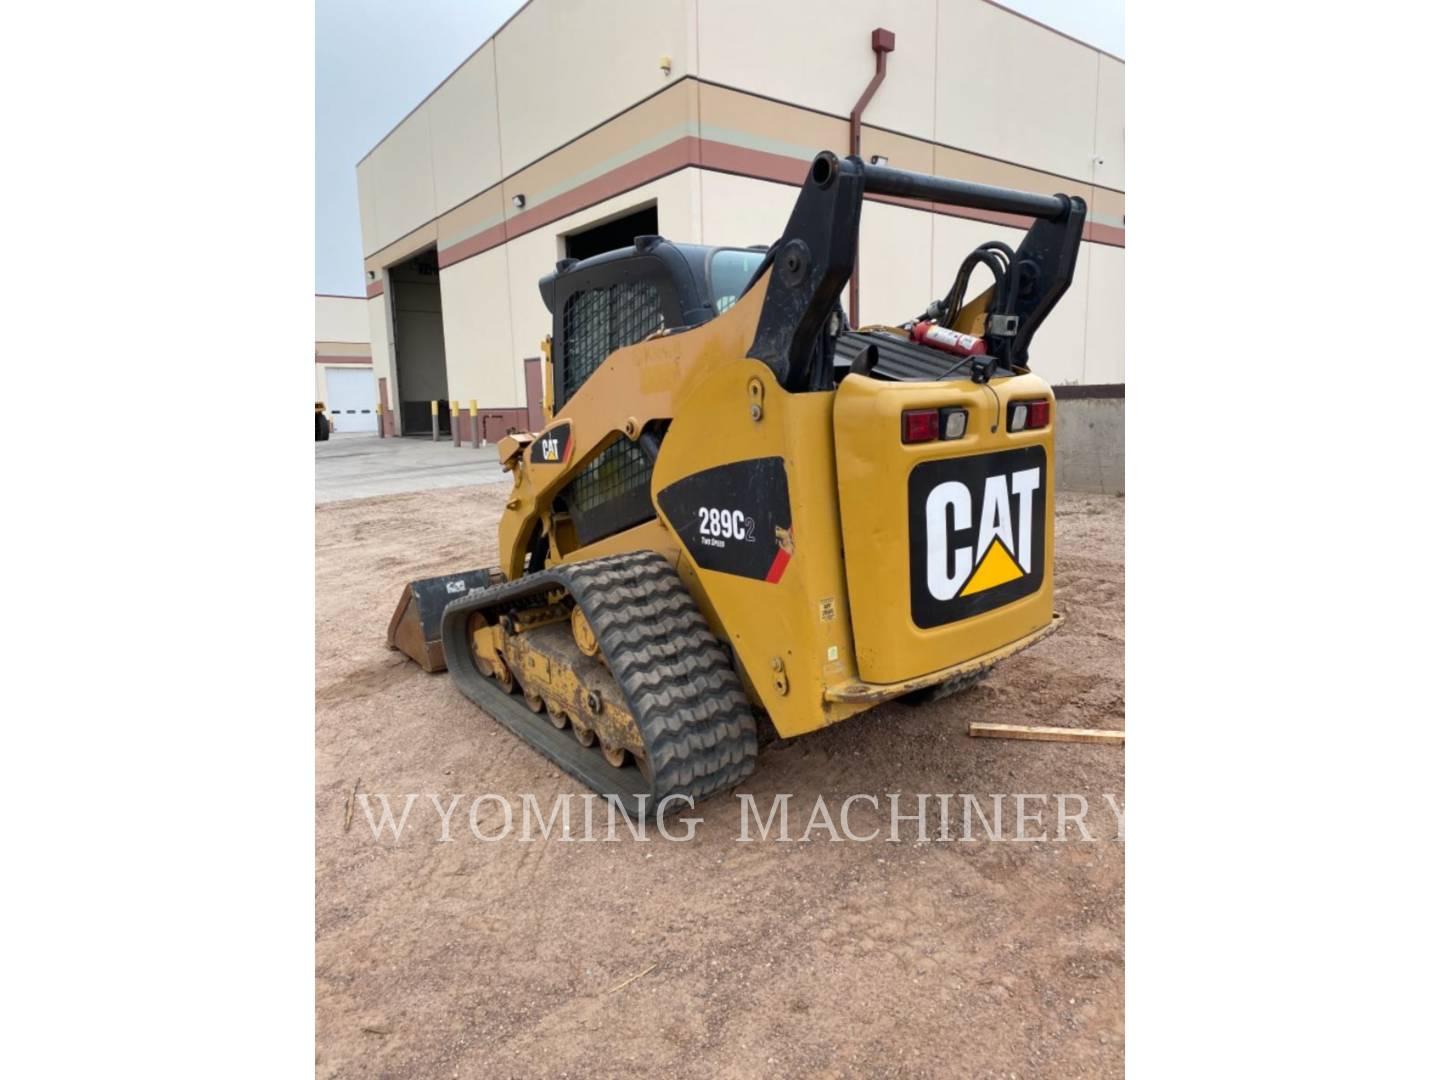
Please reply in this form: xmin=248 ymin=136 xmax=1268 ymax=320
xmin=571 ymin=606 xmax=600 ymax=658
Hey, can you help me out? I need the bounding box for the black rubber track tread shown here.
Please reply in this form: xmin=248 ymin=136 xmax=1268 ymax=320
xmin=440 ymin=551 xmax=758 ymax=811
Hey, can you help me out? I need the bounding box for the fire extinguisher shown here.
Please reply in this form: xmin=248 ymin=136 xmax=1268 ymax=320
xmin=910 ymin=321 xmax=987 ymax=358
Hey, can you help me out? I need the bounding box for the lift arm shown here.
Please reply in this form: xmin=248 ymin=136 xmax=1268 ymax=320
xmin=746 ymin=152 xmax=1087 ymax=390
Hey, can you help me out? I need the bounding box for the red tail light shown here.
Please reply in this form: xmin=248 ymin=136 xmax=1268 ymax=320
xmin=1007 ymin=399 xmax=1051 ymax=431
xmin=902 ymin=408 xmax=940 ymax=443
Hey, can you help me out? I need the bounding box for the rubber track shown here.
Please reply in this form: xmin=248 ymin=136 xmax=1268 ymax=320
xmin=440 ymin=551 xmax=758 ymax=813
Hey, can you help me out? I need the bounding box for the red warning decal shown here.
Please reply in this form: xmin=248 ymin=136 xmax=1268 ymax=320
xmin=764 ymin=546 xmax=791 ymax=584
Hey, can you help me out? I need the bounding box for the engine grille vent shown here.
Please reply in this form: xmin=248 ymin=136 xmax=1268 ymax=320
xmin=834 ymin=330 xmax=985 ymax=382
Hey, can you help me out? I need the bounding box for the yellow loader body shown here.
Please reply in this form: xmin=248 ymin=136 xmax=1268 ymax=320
xmin=389 ymin=152 xmax=1085 ymax=807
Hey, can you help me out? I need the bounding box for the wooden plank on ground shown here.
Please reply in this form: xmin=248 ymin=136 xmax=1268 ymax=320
xmin=968 ymin=723 xmax=1124 ymax=745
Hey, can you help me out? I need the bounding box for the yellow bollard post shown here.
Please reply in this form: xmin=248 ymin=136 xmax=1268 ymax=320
xmin=469 ymin=400 xmax=479 ymax=448
xmin=376 ymin=402 xmax=384 ymax=438
xmin=451 ymin=400 xmax=461 ymax=446
xmin=430 ymin=400 xmax=439 ymax=441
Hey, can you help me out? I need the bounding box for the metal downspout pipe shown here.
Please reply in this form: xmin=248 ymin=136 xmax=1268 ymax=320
xmin=848 ymin=27 xmax=895 ymax=327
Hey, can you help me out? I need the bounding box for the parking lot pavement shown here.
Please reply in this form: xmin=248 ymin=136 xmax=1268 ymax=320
xmin=315 ymin=432 xmax=508 ymax=503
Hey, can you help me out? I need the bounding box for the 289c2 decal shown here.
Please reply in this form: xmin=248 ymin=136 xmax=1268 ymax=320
xmin=658 ymin=457 xmax=791 ymax=582
xmin=696 ymin=507 xmax=756 ymax=545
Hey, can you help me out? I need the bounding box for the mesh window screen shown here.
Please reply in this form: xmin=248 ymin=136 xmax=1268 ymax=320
xmin=564 ymin=439 xmax=657 ymax=546
xmin=571 ymin=437 xmax=650 ymax=511
xmin=556 ymin=281 xmax=665 ymax=544
xmin=560 ymin=281 xmax=664 ymax=404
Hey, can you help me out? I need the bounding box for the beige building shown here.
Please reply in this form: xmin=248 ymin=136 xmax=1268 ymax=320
xmin=315 ymin=295 xmax=377 ymax=433
xmin=354 ymin=0 xmax=1123 ymax=485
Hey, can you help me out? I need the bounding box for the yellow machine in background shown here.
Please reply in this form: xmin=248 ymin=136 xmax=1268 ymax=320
xmin=389 ymin=152 xmax=1087 ymax=813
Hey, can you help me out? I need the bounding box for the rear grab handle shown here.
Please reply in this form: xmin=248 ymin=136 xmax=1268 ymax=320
xmin=859 ymin=161 xmax=1071 ymax=222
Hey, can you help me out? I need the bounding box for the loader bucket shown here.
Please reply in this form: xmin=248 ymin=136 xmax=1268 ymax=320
xmin=387 ymin=568 xmax=502 ymax=672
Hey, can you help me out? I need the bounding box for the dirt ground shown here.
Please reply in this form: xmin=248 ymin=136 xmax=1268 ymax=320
xmin=316 ymin=485 xmax=1125 ymax=1079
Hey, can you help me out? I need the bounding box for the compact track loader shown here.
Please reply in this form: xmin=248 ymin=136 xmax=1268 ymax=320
xmin=388 ymin=152 xmax=1087 ymax=813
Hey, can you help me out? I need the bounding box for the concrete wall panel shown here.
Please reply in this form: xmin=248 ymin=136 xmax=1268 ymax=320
xmin=935 ymin=0 xmax=1099 ymax=183
xmin=367 ymin=296 xmax=395 ymax=410
xmin=500 ymin=226 xmax=557 ymax=408
xmin=696 ymin=0 xmax=938 ymax=141
xmin=438 ymin=185 xmax=507 ymax=255
xmin=1094 ymin=55 xmax=1125 ymax=190
xmin=371 ymin=107 xmax=437 ymax=246
xmin=315 ymin=296 xmax=371 ymax=343
xmin=696 ymin=86 xmax=820 ymax=193
xmin=428 ymin=42 xmax=504 ymax=215
xmin=498 ymin=77 xmax=697 ymax=236
xmin=697 ymin=171 xmax=795 ymax=249
xmin=1055 ymin=397 xmax=1124 ymax=494
xmin=856 ymin=199 xmax=932 ymax=327
xmin=356 ymin=155 xmax=381 ymax=258
xmin=494 ymin=0 xmax=693 ymax=174
xmin=439 ymin=247 xmax=518 ymax=407
xmin=854 ymin=127 xmax=935 ymax=177
xmin=1083 ymin=241 xmax=1124 ymax=384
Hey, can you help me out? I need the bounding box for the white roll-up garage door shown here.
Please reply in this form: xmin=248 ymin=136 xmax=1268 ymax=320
xmin=324 ymin=367 xmax=378 ymax=433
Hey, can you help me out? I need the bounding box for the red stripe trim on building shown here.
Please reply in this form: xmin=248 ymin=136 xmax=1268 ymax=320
xmin=435 ymin=136 xmax=1123 ymax=273
xmin=365 ymin=280 xmax=384 ymax=298
xmin=315 ymin=354 xmax=373 ymax=365
xmin=699 ymin=140 xmax=810 ymax=187
xmin=702 ymin=142 xmax=1125 ymax=244
xmin=438 ymin=137 xmax=703 ymax=270
xmin=437 ymin=220 xmax=510 ymax=270
xmin=364 ymin=75 xmax=1123 ymax=254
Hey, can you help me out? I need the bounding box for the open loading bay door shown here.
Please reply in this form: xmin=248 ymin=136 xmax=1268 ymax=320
xmin=389 ymin=248 xmax=450 ymax=435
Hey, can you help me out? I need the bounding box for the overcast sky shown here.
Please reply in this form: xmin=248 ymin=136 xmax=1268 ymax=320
xmin=315 ymin=0 xmax=1124 ymax=296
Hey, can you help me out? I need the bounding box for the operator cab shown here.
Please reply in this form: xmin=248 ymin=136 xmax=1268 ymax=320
xmin=539 ymin=237 xmax=766 ymax=410
xmin=535 ymin=237 xmax=767 ymax=549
